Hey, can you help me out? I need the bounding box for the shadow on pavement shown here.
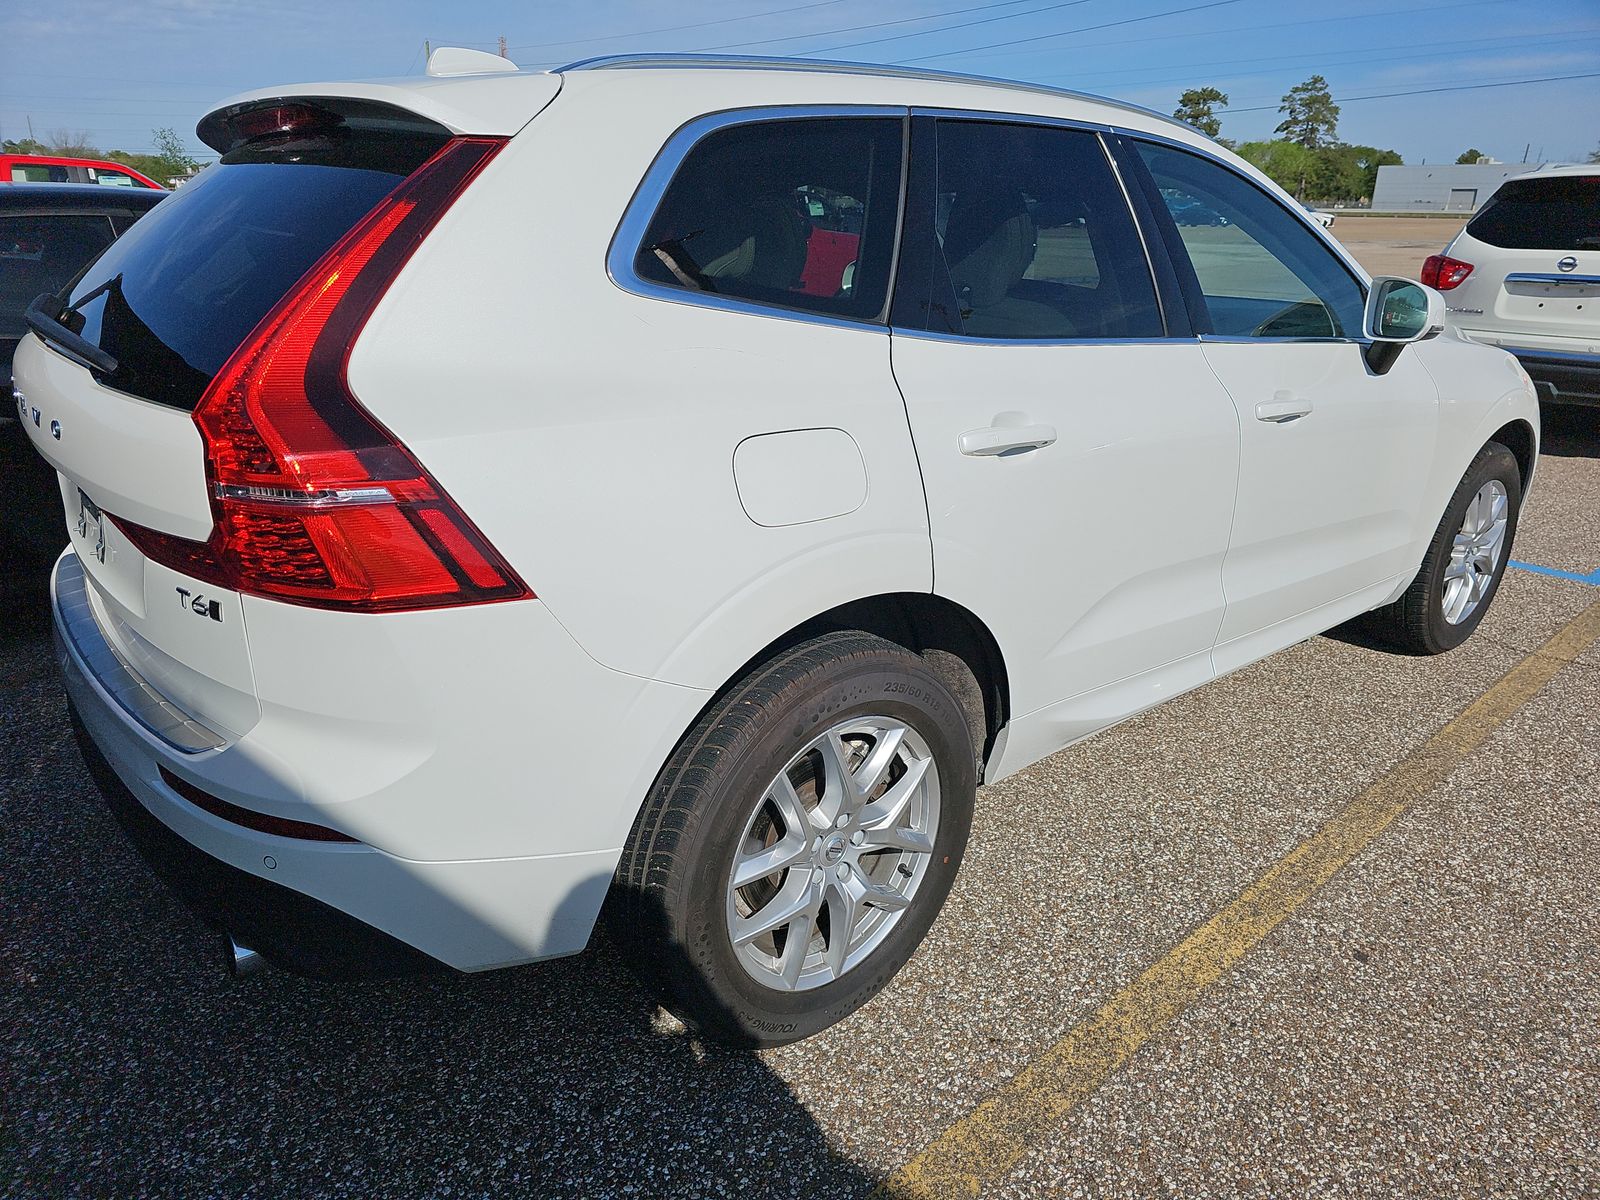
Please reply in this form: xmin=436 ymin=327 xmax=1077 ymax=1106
xmin=1538 ymin=403 xmax=1597 ymax=460
xmin=2 ymin=616 xmax=884 ymax=1198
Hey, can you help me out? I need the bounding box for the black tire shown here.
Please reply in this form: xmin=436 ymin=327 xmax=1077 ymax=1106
xmin=1365 ymin=441 xmax=1522 ymax=655
xmin=608 ymin=631 xmax=977 ymax=1047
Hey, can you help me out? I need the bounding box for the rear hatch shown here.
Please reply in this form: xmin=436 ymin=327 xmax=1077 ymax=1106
xmin=1449 ymin=174 xmax=1600 ymax=348
xmin=15 ymin=96 xmax=522 ymax=744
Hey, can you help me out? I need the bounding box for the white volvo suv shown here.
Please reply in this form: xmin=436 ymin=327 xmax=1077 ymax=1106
xmin=16 ymin=51 xmax=1538 ymax=1045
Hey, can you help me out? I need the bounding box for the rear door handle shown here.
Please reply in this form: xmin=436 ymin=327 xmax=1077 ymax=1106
xmin=1255 ymin=398 xmax=1313 ymax=423
xmin=958 ymin=424 xmax=1057 ymax=456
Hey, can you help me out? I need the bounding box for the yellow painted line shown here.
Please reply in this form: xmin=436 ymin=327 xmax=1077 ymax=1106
xmin=884 ymin=601 xmax=1600 ymax=1199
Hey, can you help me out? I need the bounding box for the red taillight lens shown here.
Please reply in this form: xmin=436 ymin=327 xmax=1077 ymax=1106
xmin=1421 ymin=254 xmax=1474 ymax=291
xmin=121 ymin=136 xmax=531 ymax=612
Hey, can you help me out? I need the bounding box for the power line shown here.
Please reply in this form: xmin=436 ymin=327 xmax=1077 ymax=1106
xmin=1045 ymin=32 xmax=1600 ymax=92
xmin=954 ymin=0 xmax=1518 ymax=61
xmin=1224 ymin=70 xmax=1600 ymax=112
xmin=1043 ymin=26 xmax=1600 ymax=86
xmin=893 ymin=0 xmax=1249 ymax=64
xmin=697 ymin=0 xmax=1072 ymax=55
xmin=508 ymin=0 xmax=849 ymax=53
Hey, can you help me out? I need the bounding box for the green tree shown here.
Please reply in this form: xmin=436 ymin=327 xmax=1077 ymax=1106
xmin=1455 ymin=148 xmax=1485 ymax=164
xmin=1174 ymin=86 xmax=1229 ymax=139
xmin=150 ymin=126 xmax=197 ymax=179
xmin=1275 ymin=75 xmax=1340 ymax=150
xmin=2 ymin=137 xmax=48 ymax=155
xmin=1235 ymin=139 xmax=1318 ymax=198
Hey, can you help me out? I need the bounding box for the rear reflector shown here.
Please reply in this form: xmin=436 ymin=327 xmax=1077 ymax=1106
xmin=1421 ymin=254 xmax=1474 ymax=291
xmin=159 ymin=766 xmax=358 ymax=843
xmin=117 ymin=135 xmax=532 ymax=613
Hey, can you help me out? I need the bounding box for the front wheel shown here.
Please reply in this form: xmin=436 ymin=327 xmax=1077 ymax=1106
xmin=1366 ymin=441 xmax=1523 ymax=654
xmin=608 ymin=632 xmax=976 ymax=1047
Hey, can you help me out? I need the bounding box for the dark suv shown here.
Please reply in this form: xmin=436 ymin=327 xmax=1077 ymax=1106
xmin=3 ymin=183 xmax=165 ymax=575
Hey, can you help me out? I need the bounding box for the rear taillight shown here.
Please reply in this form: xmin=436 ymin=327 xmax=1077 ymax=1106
xmin=118 ymin=136 xmax=531 ymax=612
xmin=1421 ymin=254 xmax=1474 ymax=291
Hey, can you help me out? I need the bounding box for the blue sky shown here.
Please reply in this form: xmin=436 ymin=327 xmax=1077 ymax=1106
xmin=3 ymin=0 xmax=1597 ymax=165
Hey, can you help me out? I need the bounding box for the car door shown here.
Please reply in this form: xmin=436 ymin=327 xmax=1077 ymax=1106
xmin=889 ymin=115 xmax=1241 ymax=754
xmin=1125 ymin=139 xmax=1439 ymax=674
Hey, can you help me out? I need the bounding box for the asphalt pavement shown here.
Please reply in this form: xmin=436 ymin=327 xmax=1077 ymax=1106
xmin=4 ymin=407 xmax=1597 ymax=1192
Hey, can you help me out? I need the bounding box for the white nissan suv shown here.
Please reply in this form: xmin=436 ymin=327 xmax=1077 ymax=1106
xmin=1424 ymin=165 xmax=1600 ymax=409
xmin=16 ymin=51 xmax=1538 ymax=1045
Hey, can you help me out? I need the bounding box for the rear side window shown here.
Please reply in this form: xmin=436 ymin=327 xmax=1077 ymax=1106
xmin=1467 ymin=176 xmax=1600 ymax=251
xmin=632 ymin=116 xmax=904 ymax=323
xmin=59 ymin=100 xmax=451 ymax=411
xmin=915 ymin=120 xmax=1162 ymax=340
xmin=0 ymin=214 xmax=116 ymax=341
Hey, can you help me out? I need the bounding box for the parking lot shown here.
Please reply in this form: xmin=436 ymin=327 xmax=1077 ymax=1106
xmin=4 ymin=223 xmax=1597 ymax=1199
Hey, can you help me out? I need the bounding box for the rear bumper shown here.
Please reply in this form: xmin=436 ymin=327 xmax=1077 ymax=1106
xmin=66 ymin=704 xmax=441 ymax=979
xmin=1506 ymin=349 xmax=1600 ymax=407
xmin=52 ymin=548 xmax=653 ymax=974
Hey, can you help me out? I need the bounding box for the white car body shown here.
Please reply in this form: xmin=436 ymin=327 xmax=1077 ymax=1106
xmin=1427 ymin=165 xmax=1600 ymax=407
xmin=16 ymin=54 xmax=1539 ymax=979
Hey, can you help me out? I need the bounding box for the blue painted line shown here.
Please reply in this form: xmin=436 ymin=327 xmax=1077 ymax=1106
xmin=1509 ymin=560 xmax=1600 ymax=586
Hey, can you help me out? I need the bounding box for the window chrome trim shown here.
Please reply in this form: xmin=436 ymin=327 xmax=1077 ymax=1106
xmin=1197 ymin=334 xmax=1371 ymax=347
xmin=890 ymin=328 xmax=1200 ymax=348
xmin=1504 ymin=272 xmax=1600 ymax=287
xmin=606 ymin=104 xmax=909 ymax=332
xmin=1110 ymin=124 xmax=1374 ymax=292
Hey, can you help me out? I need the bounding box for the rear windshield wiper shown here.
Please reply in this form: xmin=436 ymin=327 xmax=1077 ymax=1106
xmin=24 ymin=291 xmax=118 ymax=375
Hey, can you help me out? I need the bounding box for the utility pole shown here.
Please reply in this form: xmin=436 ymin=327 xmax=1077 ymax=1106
xmin=28 ymin=114 xmax=36 ymax=141
xmin=498 ymin=35 xmax=507 ymax=58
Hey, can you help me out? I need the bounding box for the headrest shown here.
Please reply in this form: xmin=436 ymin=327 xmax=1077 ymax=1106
xmin=944 ymin=190 xmax=1037 ymax=310
xmin=693 ymin=196 xmax=809 ymax=292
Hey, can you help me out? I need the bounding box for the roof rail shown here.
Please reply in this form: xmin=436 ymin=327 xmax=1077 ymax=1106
xmin=555 ymin=52 xmax=1191 ymax=136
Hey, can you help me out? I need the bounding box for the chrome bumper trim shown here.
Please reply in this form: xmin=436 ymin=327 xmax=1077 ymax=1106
xmin=52 ymin=552 xmax=226 ymax=753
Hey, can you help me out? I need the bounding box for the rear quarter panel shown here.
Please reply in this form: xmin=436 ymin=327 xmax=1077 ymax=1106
xmin=346 ymin=73 xmax=934 ymax=691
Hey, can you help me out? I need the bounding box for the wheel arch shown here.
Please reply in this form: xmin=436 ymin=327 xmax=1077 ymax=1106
xmin=1487 ymin=417 xmax=1537 ymax=492
xmin=673 ymin=592 xmax=1010 ymax=782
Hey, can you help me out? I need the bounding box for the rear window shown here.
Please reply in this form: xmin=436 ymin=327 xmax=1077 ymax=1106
xmin=59 ymin=100 xmax=450 ymax=410
xmin=1466 ymin=176 xmax=1600 ymax=251
xmin=1 ymin=214 xmax=117 ymax=340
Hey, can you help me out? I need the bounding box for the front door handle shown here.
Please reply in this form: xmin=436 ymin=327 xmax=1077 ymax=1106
xmin=958 ymin=423 xmax=1058 ymax=456
xmin=1256 ymin=398 xmax=1313 ymax=423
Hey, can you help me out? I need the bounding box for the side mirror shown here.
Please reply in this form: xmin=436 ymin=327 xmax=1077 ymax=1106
xmin=1363 ymin=277 xmax=1445 ymax=374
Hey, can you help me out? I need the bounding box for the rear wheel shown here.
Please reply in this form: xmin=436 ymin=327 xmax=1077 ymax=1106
xmin=608 ymin=632 xmax=976 ymax=1046
xmin=1366 ymin=441 xmax=1522 ymax=654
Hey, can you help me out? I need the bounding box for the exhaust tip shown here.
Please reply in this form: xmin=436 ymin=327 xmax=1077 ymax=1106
xmin=228 ymin=936 xmax=267 ymax=977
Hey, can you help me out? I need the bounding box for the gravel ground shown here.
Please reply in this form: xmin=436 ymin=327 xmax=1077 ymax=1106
xmin=4 ymin=238 xmax=1597 ymax=1196
xmin=1328 ymin=215 xmax=1468 ymax=279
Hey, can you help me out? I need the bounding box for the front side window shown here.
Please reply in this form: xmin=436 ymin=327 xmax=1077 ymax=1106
xmin=633 ymin=116 xmax=904 ymax=322
xmin=919 ymin=120 xmax=1162 ymax=340
xmin=1135 ymin=142 xmax=1365 ymax=339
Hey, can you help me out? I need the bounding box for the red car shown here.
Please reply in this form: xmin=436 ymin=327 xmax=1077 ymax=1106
xmin=1 ymin=154 xmax=163 ymax=190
